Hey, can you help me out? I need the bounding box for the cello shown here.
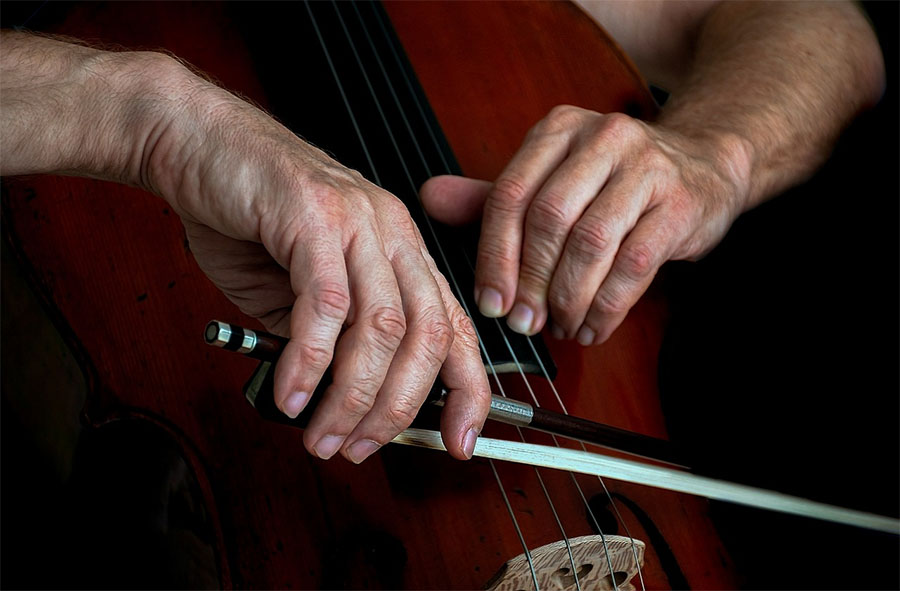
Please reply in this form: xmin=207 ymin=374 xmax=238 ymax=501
xmin=2 ymin=1 xmax=896 ymax=589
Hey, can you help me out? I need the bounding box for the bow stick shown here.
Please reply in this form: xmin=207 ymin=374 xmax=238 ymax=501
xmin=204 ymin=320 xmax=899 ymax=534
xmin=205 ymin=320 xmax=687 ymax=467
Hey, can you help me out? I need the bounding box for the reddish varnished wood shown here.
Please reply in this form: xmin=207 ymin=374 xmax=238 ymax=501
xmin=4 ymin=2 xmax=737 ymax=589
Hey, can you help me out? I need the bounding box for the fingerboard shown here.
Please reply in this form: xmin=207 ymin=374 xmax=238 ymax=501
xmin=227 ymin=1 xmax=557 ymax=379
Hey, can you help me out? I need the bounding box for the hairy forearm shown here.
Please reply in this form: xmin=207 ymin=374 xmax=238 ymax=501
xmin=0 ymin=31 xmax=182 ymax=188
xmin=657 ymin=2 xmax=885 ymax=211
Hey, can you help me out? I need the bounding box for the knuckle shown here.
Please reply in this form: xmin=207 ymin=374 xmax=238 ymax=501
xmin=542 ymin=104 xmax=583 ymax=131
xmin=569 ymin=219 xmax=615 ymax=259
xmin=311 ymin=282 xmax=351 ymax=321
xmin=602 ymin=112 xmax=643 ymax=142
xmin=619 ymin=242 xmax=656 ymax=279
xmin=489 ymin=176 xmax=532 ymax=212
xmin=367 ymin=306 xmax=407 ymax=352
xmin=448 ymin=305 xmax=479 ymax=350
xmin=527 ymin=196 xmax=571 ymax=238
xmin=594 ymin=288 xmax=632 ymax=316
xmin=548 ymin=287 xmax=581 ymax=329
xmin=518 ymin=258 xmax=552 ymax=289
xmin=341 ymin=384 xmax=377 ymax=417
xmin=548 ymin=285 xmax=573 ymax=314
xmin=298 ymin=341 xmax=333 ymax=370
xmin=477 ymin=237 xmax=518 ymax=271
xmin=384 ymin=397 xmax=419 ymax=432
xmin=420 ymin=312 xmax=454 ymax=361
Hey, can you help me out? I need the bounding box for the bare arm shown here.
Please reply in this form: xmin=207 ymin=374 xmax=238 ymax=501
xmin=422 ymin=1 xmax=885 ymax=343
xmin=1 ymin=31 xmax=491 ymax=462
xmin=588 ymin=0 xmax=886 ymax=206
xmin=0 ymin=32 xmax=162 ymax=182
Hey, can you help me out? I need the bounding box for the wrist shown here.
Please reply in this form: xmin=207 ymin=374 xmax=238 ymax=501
xmin=703 ymin=128 xmax=755 ymax=215
xmin=657 ymin=117 xmax=757 ymax=216
xmin=87 ymin=50 xmax=198 ymax=194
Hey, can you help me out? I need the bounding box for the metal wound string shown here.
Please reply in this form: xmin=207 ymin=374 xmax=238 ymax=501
xmin=326 ymin=1 xmax=552 ymax=585
xmin=305 ymin=2 xmax=539 ymax=588
xmin=365 ymin=3 xmax=646 ymax=589
xmin=360 ymin=2 xmax=635 ymax=587
xmin=343 ymin=2 xmax=596 ymax=587
xmin=527 ymin=338 xmax=647 ymax=591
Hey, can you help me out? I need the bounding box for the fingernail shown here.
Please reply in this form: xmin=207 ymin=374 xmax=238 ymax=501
xmin=346 ymin=439 xmax=381 ymax=464
xmin=282 ymin=391 xmax=310 ymax=419
xmin=507 ymin=303 xmax=534 ymax=334
xmin=463 ymin=427 xmax=479 ymax=459
xmin=576 ymin=325 xmax=596 ymax=346
xmin=550 ymin=322 xmax=565 ymax=340
xmin=314 ymin=434 xmax=344 ymax=460
xmin=478 ymin=287 xmax=504 ymax=317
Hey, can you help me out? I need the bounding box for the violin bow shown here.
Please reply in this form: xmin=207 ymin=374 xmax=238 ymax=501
xmin=205 ymin=320 xmax=688 ymax=467
xmin=393 ymin=429 xmax=898 ymax=534
xmin=205 ymin=320 xmax=899 ymax=535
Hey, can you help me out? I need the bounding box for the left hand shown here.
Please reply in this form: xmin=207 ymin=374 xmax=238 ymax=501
xmin=421 ymin=105 xmax=751 ymax=345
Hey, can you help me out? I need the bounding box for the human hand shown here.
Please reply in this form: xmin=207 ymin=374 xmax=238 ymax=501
xmin=421 ymin=105 xmax=751 ymax=345
xmin=145 ymin=60 xmax=490 ymax=462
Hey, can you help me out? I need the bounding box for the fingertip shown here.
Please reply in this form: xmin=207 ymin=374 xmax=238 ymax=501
xmin=576 ymin=325 xmax=596 ymax=346
xmin=439 ymin=389 xmax=489 ymax=461
xmin=344 ymin=438 xmax=381 ymax=464
xmin=273 ymin=342 xmax=305 ymax=417
xmin=462 ymin=427 xmax=479 ymax=460
xmin=420 ymin=175 xmax=491 ymax=226
xmin=280 ymin=390 xmax=310 ymax=419
xmin=506 ymin=302 xmax=535 ymax=335
xmin=476 ymin=286 xmax=505 ymax=318
xmin=311 ymin=434 xmax=345 ymax=460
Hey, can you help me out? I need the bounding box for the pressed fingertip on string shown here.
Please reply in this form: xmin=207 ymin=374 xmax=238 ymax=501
xmin=477 ymin=287 xmax=505 ymax=318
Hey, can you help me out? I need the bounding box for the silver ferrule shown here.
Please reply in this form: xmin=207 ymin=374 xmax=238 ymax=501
xmin=206 ymin=321 xmax=232 ymax=347
xmin=488 ymin=396 xmax=534 ymax=427
xmin=238 ymin=330 xmax=257 ymax=354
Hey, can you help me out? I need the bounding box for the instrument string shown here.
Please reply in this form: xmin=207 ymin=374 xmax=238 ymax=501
xmin=327 ymin=1 xmax=552 ymax=585
xmin=364 ymin=4 xmax=650 ymax=589
xmin=527 ymin=339 xmax=647 ymax=591
xmin=343 ymin=2 xmax=594 ymax=587
xmin=307 ymin=1 xmax=539 ymax=587
xmin=491 ymin=327 xmax=641 ymax=590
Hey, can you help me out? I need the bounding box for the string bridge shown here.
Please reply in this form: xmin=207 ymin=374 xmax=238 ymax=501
xmin=483 ymin=535 xmax=645 ymax=591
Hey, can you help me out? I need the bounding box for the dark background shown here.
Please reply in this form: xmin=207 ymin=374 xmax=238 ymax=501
xmin=2 ymin=1 xmax=897 ymax=589
xmin=659 ymin=2 xmax=899 ymax=587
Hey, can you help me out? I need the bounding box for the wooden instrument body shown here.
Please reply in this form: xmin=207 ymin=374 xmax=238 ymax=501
xmin=1 ymin=2 xmax=741 ymax=588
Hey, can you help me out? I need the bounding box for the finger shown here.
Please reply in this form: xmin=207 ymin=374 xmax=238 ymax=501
xmin=273 ymin=234 xmax=349 ymax=420
xmin=507 ymin=150 xmax=614 ymax=335
xmin=547 ymin=173 xmax=652 ymax=338
xmin=340 ymin=242 xmax=453 ymax=464
xmin=437 ymin=295 xmax=492 ymax=460
xmin=299 ymin=231 xmax=406 ymax=459
xmin=426 ymin=245 xmax=491 ymax=459
xmin=579 ymin=207 xmax=674 ymax=345
xmin=413 ymin=228 xmax=491 ymax=459
xmin=420 ymin=175 xmax=492 ymax=226
xmin=475 ymin=119 xmax=573 ymax=319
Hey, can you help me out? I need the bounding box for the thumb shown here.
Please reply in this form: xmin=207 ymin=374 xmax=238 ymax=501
xmin=420 ymin=175 xmax=492 ymax=226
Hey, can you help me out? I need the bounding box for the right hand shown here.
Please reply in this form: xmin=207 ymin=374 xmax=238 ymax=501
xmin=144 ymin=58 xmax=490 ymax=463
